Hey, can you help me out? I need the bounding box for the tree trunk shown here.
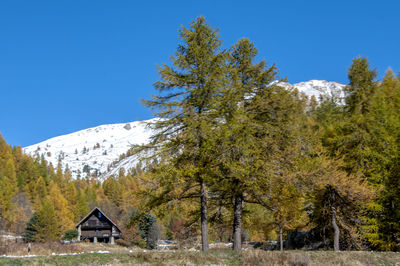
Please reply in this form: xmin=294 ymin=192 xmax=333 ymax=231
xmin=279 ymin=226 xmax=283 ymax=252
xmin=200 ymin=180 xmax=209 ymax=251
xmin=331 ymin=206 xmax=340 ymax=251
xmin=233 ymin=194 xmax=243 ymax=251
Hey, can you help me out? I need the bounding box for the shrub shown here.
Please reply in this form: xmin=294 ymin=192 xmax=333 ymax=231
xmin=137 ymin=239 xmax=147 ymax=249
xmin=63 ymin=230 xmax=78 ymax=240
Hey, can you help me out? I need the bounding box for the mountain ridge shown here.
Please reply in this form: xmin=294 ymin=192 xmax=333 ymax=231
xmin=23 ymin=80 xmax=345 ymax=180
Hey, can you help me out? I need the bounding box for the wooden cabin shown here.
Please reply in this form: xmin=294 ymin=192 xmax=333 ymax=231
xmin=75 ymin=207 xmax=121 ymax=244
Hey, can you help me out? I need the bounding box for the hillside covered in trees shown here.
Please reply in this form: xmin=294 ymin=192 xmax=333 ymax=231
xmin=1 ymin=17 xmax=400 ymax=252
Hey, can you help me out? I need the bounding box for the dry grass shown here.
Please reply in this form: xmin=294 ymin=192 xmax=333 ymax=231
xmin=0 ymin=241 xmax=83 ymax=256
xmin=0 ymin=241 xmax=144 ymax=257
xmin=240 ymin=250 xmax=400 ymax=266
xmin=1 ymin=243 xmax=400 ymax=265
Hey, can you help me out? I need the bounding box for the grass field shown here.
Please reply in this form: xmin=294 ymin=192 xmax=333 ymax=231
xmin=1 ymin=242 xmax=400 ymax=265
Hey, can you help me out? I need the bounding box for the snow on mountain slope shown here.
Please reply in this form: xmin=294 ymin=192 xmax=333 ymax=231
xmin=294 ymin=80 xmax=345 ymax=103
xmin=23 ymin=119 xmax=156 ymax=179
xmin=23 ymin=80 xmax=345 ymax=180
xmin=275 ymin=80 xmax=345 ymax=103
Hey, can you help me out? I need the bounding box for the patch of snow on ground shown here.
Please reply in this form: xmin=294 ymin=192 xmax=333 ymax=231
xmin=1 ymin=250 xmax=110 ymax=258
xmin=0 ymin=235 xmax=22 ymax=240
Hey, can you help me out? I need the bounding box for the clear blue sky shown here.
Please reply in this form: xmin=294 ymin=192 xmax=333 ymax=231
xmin=1 ymin=0 xmax=399 ymax=147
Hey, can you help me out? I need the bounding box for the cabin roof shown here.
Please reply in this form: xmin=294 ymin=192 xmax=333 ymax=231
xmin=75 ymin=207 xmax=121 ymax=232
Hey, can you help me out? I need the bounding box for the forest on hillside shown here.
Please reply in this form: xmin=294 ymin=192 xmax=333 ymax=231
xmin=1 ymin=17 xmax=400 ymax=252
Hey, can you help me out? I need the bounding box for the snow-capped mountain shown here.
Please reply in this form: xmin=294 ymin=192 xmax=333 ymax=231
xmin=24 ymin=119 xmax=156 ymax=180
xmin=276 ymin=80 xmax=345 ymax=103
xmin=23 ymin=80 xmax=345 ymax=180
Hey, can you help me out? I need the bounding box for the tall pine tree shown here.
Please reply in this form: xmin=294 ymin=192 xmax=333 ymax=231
xmin=212 ymin=38 xmax=279 ymax=250
xmin=142 ymin=17 xmax=226 ymax=251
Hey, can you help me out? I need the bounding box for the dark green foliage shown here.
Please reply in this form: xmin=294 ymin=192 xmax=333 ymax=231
xmin=63 ymin=229 xmax=78 ymax=240
xmin=128 ymin=209 xmax=159 ymax=249
xmin=337 ymin=57 xmax=384 ymax=179
xmin=345 ymin=56 xmax=377 ymax=115
xmin=82 ymin=164 xmax=90 ymax=174
xmin=374 ymin=71 xmax=400 ymax=251
xmin=23 ymin=212 xmax=38 ymax=242
xmin=379 ymin=161 xmax=400 ymax=251
xmin=379 ymin=172 xmax=400 ymax=251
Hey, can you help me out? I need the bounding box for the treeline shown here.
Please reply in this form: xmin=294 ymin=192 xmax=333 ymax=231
xmin=137 ymin=17 xmax=400 ymax=252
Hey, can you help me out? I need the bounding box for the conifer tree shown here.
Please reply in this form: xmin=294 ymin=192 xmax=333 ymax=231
xmin=269 ymin=174 xmax=307 ymax=251
xmin=212 ymin=38 xmax=279 ymax=250
xmin=74 ymin=189 xmax=89 ymax=222
xmin=23 ymin=212 xmax=38 ymax=242
xmin=48 ymin=181 xmax=74 ymax=231
xmin=0 ymin=134 xmax=18 ymax=230
xmin=38 ymin=155 xmax=50 ymax=182
xmin=65 ymin=182 xmax=78 ymax=208
xmin=339 ymin=57 xmax=381 ymax=177
xmin=128 ymin=209 xmax=159 ymax=249
xmin=53 ymin=164 xmax=66 ymax=191
xmin=380 ymin=155 xmax=400 ymax=251
xmin=12 ymin=146 xmax=38 ymax=192
xmin=103 ymin=177 xmax=123 ymax=207
xmin=345 ymin=56 xmax=377 ymax=115
xmin=373 ymin=69 xmax=400 ymax=250
xmin=142 ymin=16 xmax=225 ymax=251
xmin=33 ymin=176 xmax=48 ymax=208
xmin=35 ymin=197 xmax=61 ymax=241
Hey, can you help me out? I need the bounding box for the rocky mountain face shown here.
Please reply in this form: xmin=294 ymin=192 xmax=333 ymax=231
xmin=23 ymin=80 xmax=345 ymax=180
